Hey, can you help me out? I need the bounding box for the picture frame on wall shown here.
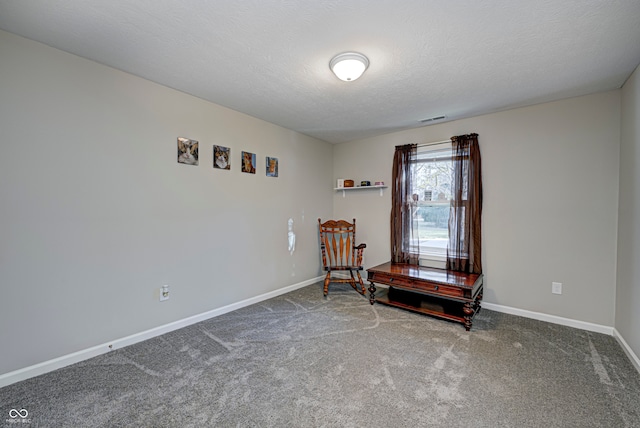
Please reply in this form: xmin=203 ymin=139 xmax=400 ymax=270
xmin=241 ymin=151 xmax=256 ymax=174
xmin=213 ymin=145 xmax=231 ymax=170
xmin=177 ymin=137 xmax=199 ymax=166
xmin=266 ymin=156 xmax=278 ymax=177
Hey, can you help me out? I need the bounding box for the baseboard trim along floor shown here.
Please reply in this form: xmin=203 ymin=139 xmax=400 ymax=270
xmin=613 ymin=328 xmax=640 ymax=374
xmin=2 ymin=280 xmax=638 ymax=388
xmin=481 ymin=302 xmax=639 ymax=374
xmin=481 ymin=302 xmax=614 ymax=335
xmin=0 ymin=276 xmax=324 ymax=389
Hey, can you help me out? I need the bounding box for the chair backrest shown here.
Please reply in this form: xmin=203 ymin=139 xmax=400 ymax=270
xmin=318 ymin=218 xmax=358 ymax=268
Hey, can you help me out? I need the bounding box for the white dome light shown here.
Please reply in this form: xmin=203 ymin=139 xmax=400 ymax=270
xmin=330 ymin=52 xmax=369 ymax=82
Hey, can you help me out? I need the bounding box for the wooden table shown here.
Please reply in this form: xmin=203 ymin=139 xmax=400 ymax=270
xmin=367 ymin=262 xmax=483 ymax=331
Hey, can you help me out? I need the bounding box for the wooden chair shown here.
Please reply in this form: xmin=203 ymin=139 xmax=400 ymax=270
xmin=318 ymin=218 xmax=367 ymax=296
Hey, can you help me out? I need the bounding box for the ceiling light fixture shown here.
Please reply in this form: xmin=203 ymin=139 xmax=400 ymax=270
xmin=329 ymin=52 xmax=369 ymax=82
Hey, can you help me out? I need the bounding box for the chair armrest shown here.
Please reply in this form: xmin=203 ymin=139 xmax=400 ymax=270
xmin=354 ymin=243 xmax=366 ymax=266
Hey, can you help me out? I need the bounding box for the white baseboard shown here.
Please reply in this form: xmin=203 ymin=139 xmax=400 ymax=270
xmin=484 ymin=302 xmax=640 ymax=375
xmin=4 ymin=281 xmax=637 ymax=389
xmin=481 ymin=302 xmax=615 ymax=335
xmin=0 ymin=276 xmax=324 ymax=389
xmin=613 ymin=328 xmax=640 ymax=374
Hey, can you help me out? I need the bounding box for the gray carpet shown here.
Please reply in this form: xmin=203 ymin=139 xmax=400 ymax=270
xmin=2 ymin=282 xmax=640 ymax=427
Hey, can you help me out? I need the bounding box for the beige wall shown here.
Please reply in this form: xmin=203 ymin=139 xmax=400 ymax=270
xmin=334 ymin=91 xmax=621 ymax=327
xmin=0 ymin=30 xmax=333 ymax=375
xmin=1 ymin=27 xmax=635 ymax=379
xmin=617 ymin=65 xmax=640 ymax=359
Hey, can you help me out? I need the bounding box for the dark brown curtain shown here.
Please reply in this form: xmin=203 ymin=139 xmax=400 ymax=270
xmin=447 ymin=133 xmax=483 ymax=274
xmin=390 ymin=144 xmax=420 ymax=264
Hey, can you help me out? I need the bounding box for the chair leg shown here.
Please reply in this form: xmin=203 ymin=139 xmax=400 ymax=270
xmin=349 ymin=270 xmax=364 ymax=295
xmin=323 ymin=271 xmax=331 ymax=296
xmin=356 ymin=271 xmax=366 ymax=295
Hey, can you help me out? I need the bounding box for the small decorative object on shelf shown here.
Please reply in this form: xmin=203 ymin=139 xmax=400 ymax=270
xmin=360 ymin=181 xmax=371 ymax=186
xmin=337 ymin=179 xmax=344 ymax=188
xmin=375 ymin=181 xmax=384 ymax=186
xmin=335 ymin=183 xmax=388 ymax=197
xmin=344 ymin=179 xmax=355 ymax=188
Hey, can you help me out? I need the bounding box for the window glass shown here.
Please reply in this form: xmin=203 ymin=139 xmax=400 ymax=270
xmin=411 ymin=144 xmax=452 ymax=259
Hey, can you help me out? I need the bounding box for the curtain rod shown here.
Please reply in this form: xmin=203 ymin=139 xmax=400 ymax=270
xmin=417 ymin=139 xmax=450 ymax=147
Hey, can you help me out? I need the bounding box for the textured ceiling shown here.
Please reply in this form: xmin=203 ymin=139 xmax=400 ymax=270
xmin=1 ymin=0 xmax=639 ymax=144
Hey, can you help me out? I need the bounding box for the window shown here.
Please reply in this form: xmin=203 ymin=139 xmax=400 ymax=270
xmin=410 ymin=143 xmax=452 ymax=261
xmin=391 ymin=135 xmax=481 ymax=271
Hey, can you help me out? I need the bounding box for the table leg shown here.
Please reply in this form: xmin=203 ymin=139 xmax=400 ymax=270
xmin=474 ymin=292 xmax=483 ymax=314
xmin=368 ymin=282 xmax=376 ymax=305
xmin=463 ymin=302 xmax=473 ymax=331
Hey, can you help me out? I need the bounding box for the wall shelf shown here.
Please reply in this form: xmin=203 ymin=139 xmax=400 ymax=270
xmin=335 ymin=185 xmax=387 ymax=197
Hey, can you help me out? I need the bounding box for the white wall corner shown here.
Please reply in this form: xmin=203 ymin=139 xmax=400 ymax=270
xmin=613 ymin=328 xmax=640 ymax=375
xmin=485 ymin=302 xmax=639 ymax=374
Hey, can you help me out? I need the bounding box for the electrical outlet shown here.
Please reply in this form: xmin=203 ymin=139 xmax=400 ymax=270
xmin=160 ymin=285 xmax=170 ymax=302
xmin=552 ymin=282 xmax=562 ymax=295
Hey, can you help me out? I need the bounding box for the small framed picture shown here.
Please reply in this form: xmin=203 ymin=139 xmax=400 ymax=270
xmin=266 ymin=156 xmax=278 ymax=177
xmin=213 ymin=145 xmax=231 ymax=170
xmin=177 ymin=137 xmax=198 ymax=166
xmin=241 ymin=151 xmax=256 ymax=174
